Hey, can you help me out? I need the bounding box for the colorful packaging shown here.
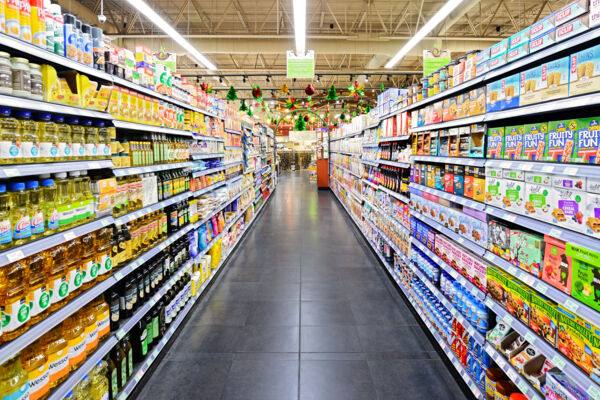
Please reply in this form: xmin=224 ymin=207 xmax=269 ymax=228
xmin=486 ymin=127 xmax=504 ymax=158
xmin=529 ymin=28 xmax=556 ymax=53
xmin=503 ymin=125 xmax=524 ymax=160
xmin=567 ymin=243 xmax=600 ymax=313
xmin=585 ymin=178 xmax=600 ymax=238
xmin=556 ymin=14 xmax=589 ymax=42
xmin=502 ymin=170 xmax=525 ymax=214
xmin=520 ymin=66 xmax=544 ymax=105
xmin=569 ymin=43 xmax=600 ymax=97
xmin=524 ymin=174 xmax=553 ymax=222
xmin=489 ymin=39 xmax=508 ymax=59
xmin=522 ymin=122 xmax=548 ymax=161
xmin=487 ymin=265 xmax=509 ymax=306
xmin=542 ymin=235 xmax=573 ymax=295
xmin=473 ymin=167 xmax=486 ymax=203
xmin=530 ymin=293 xmax=559 ymax=346
xmin=507 ymin=42 xmax=529 ymax=63
xmin=544 ymin=120 xmax=577 ymax=162
xmin=506 ymin=278 xmax=532 ymax=324
xmin=546 ymin=371 xmax=592 ymax=400
xmin=542 ymin=56 xmax=570 ymax=101
xmin=557 ymin=307 xmax=598 ymax=374
xmin=530 ymin=13 xmax=555 ymax=38
xmin=510 ymin=230 xmax=544 ymax=277
xmin=487 ymin=53 xmax=508 ymax=72
xmin=485 ymin=167 xmax=505 ymax=208
xmin=572 ymin=117 xmax=600 ymax=164
xmin=551 ymin=175 xmax=587 ymax=233
xmin=488 ymin=220 xmax=512 ymax=260
xmin=508 ymin=28 xmax=530 ymax=49
xmin=554 ymin=0 xmax=588 ymax=26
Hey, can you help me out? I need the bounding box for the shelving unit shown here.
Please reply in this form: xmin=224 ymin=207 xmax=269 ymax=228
xmin=0 ymin=160 xmax=114 ymax=178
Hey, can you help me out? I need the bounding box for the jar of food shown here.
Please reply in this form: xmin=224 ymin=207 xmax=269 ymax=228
xmin=420 ymin=77 xmax=428 ymax=90
xmin=439 ymin=66 xmax=447 ymax=81
xmin=432 ymin=70 xmax=440 ymax=84
xmin=29 ymin=63 xmax=43 ymax=100
xmin=10 ymin=57 xmax=31 ymax=97
xmin=433 ymin=82 xmax=440 ymax=94
xmin=0 ymin=52 xmax=13 ymax=95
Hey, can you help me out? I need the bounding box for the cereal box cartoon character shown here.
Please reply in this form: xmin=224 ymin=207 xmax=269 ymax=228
xmin=522 ymin=123 xmax=548 ymax=161
xmin=544 ymin=120 xmax=576 ymax=162
xmin=573 ymin=117 xmax=600 ymax=164
xmin=503 ymin=125 xmax=524 ymax=160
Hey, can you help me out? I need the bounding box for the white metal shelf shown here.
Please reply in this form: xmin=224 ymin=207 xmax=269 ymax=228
xmin=412 ymin=155 xmax=486 ymax=167
xmin=0 ymin=93 xmax=112 ymax=119
xmin=112 ymin=120 xmax=194 ymax=137
xmin=361 ymin=159 xmax=379 ymax=167
xmin=329 ymin=130 xmax=365 ymax=142
xmin=114 ymin=192 xmax=192 ymax=226
xmin=410 ymin=183 xmax=486 ymax=211
xmin=331 ymin=163 xmax=361 ymax=178
xmin=410 ymin=115 xmax=484 ymax=133
xmin=377 ymin=185 xmax=411 ymax=204
xmin=224 ymin=128 xmax=242 ymax=135
xmin=191 ymin=153 xmax=224 ymax=160
xmin=224 ymin=161 xmax=244 ymax=168
xmin=330 ymin=150 xmax=362 ymax=157
xmin=378 ymin=135 xmax=411 ymax=143
xmin=195 ymin=135 xmax=225 ymax=142
xmin=113 ymin=161 xmax=194 ymax=177
xmin=485 ymin=159 xmax=600 ymax=178
xmin=378 ymin=159 xmax=411 ymax=168
xmin=192 ymin=165 xmax=226 ymax=178
xmin=192 ymin=180 xmax=227 ymax=196
xmin=0 ymin=159 xmax=113 ymax=178
xmin=365 ymin=121 xmax=379 ymax=129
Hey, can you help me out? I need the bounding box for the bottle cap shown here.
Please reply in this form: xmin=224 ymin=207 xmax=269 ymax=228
xmin=54 ymin=172 xmax=67 ymax=178
xmin=81 ymin=119 xmax=92 ymax=126
xmin=68 ymin=171 xmax=80 ymax=177
xmin=25 ymin=180 xmax=39 ymax=189
xmin=94 ymin=121 xmax=106 ymax=127
xmin=38 ymin=174 xmax=50 ymax=179
xmin=15 ymin=110 xmax=32 ymax=119
xmin=63 ymin=13 xmax=75 ymax=25
xmin=0 ymin=183 xmax=5 ymax=193
xmin=0 ymin=108 xmax=11 ymax=117
xmin=38 ymin=112 xmax=52 ymax=121
xmin=91 ymin=27 xmax=103 ymax=39
xmin=9 ymin=182 xmax=25 ymax=191
xmin=52 ymin=115 xmax=65 ymax=123
xmin=41 ymin=179 xmax=54 ymax=187
xmin=66 ymin=117 xmax=79 ymax=125
xmin=81 ymin=24 xmax=91 ymax=34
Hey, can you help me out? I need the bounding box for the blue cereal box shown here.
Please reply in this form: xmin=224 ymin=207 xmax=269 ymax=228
xmin=541 ymin=56 xmax=570 ymax=101
xmin=486 ymin=74 xmax=520 ymax=112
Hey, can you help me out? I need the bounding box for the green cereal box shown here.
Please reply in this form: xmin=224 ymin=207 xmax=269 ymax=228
xmin=503 ymin=125 xmax=524 ymax=160
xmin=506 ymin=278 xmax=532 ymax=324
xmin=569 ymin=42 xmax=600 ymax=97
xmin=572 ymin=117 xmax=600 ymax=164
xmin=530 ymin=293 xmax=558 ymax=346
xmin=521 ymin=123 xmax=548 ymax=161
xmin=486 ymin=127 xmax=504 ymax=158
xmin=487 ymin=265 xmax=509 ymax=306
xmin=567 ymin=242 xmax=600 ymax=313
xmin=544 ymin=119 xmax=577 ymax=162
xmin=557 ymin=307 xmax=599 ymax=374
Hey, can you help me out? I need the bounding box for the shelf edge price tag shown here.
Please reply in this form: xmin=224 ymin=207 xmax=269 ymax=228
xmin=536 ymin=283 xmax=548 ymax=295
xmin=551 ymin=355 xmax=566 ymax=369
xmin=548 ymin=227 xmax=562 ymax=238
xmin=3 ymin=168 xmax=20 ymax=177
xmin=506 ymin=368 xmax=518 ymax=382
xmin=587 ymin=385 xmax=600 ymax=399
xmin=6 ymin=250 xmax=25 ymax=263
xmin=64 ymin=231 xmax=76 ymax=241
xmin=563 ymin=298 xmax=580 ymax=313
xmin=502 ymin=313 xmax=514 ymax=325
xmin=516 ymin=380 xmax=529 ymax=393
xmin=524 ymin=332 xmax=536 ymax=344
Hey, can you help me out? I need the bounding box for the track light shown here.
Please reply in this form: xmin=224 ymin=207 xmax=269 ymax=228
xmin=293 ymin=78 xmax=297 ymax=82
xmin=266 ymin=75 xmax=271 ymax=82
xmin=350 ymin=75 xmax=354 ymax=81
xmin=219 ymin=76 xmax=223 ymax=83
xmin=365 ymin=75 xmax=369 ymax=82
xmin=316 ymin=75 xmax=320 ymax=82
xmin=387 ymin=75 xmax=391 ymax=81
xmin=243 ymin=76 xmax=247 ymax=83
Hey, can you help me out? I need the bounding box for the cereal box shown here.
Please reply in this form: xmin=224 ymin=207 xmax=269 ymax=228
xmin=530 ymin=13 xmax=555 ymax=38
xmin=541 ymin=56 xmax=570 ymax=101
xmin=557 ymin=307 xmax=597 ymax=374
xmin=551 ymin=184 xmax=587 ymax=233
xmin=569 ymin=43 xmax=600 ymax=96
xmin=556 ymin=14 xmax=589 ymax=42
xmin=510 ymin=230 xmax=544 ymax=277
xmin=470 ymin=215 xmax=488 ymax=247
xmin=544 ymin=120 xmax=577 ymax=162
xmin=520 ymin=66 xmax=544 ymax=105
xmin=435 ymin=234 xmax=451 ymax=264
xmin=542 ymin=235 xmax=573 ymax=295
xmin=572 ymin=117 xmax=600 ymax=164
xmin=567 ymin=242 xmax=600 ymax=313
xmin=486 ymin=127 xmax=505 ymax=158
xmin=522 ymin=123 xmax=548 ymax=161
xmin=488 ymin=220 xmax=512 ymax=259
xmin=507 ymin=42 xmax=530 ymax=63
xmin=524 ymin=181 xmax=553 ymax=222
xmin=555 ymin=0 xmax=588 ymax=26
xmin=530 ymin=293 xmax=559 ymax=346
xmin=449 ymin=241 xmax=463 ymax=271
xmin=529 ymin=28 xmax=556 ymax=53
xmin=503 ymin=125 xmax=524 ymax=160
xmin=487 ymin=265 xmax=509 ymax=306
xmin=585 ymin=178 xmax=600 ymax=238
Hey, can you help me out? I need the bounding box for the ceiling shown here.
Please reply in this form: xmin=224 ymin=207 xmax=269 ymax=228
xmin=61 ymin=0 xmax=570 ymax=102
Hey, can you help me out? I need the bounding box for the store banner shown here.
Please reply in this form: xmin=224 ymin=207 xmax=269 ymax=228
xmin=289 ymin=130 xmax=316 ymax=141
xmin=287 ymin=50 xmax=315 ymax=78
xmin=423 ymin=48 xmax=451 ymax=76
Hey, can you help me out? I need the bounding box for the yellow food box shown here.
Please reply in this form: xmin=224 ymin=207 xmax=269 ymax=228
xmin=91 ymin=177 xmax=116 ymax=213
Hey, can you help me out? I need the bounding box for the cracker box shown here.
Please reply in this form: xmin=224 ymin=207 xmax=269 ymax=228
xmin=544 ymin=120 xmax=577 ymax=162
xmin=510 ymin=230 xmax=544 ymax=277
xmin=503 ymin=174 xmax=525 ymax=214
xmin=486 ymin=127 xmax=505 ymax=158
xmin=530 ymin=293 xmax=559 ymax=346
xmin=487 ymin=265 xmax=509 ymax=306
xmin=557 ymin=307 xmax=597 ymax=374
xmin=520 ymin=66 xmax=544 ymax=105
xmin=573 ymin=117 xmax=600 ymax=164
xmin=522 ymin=122 xmax=548 ymax=161
xmin=507 ymin=42 xmax=530 ymax=63
xmin=556 ymin=14 xmax=589 ymax=42
xmin=449 ymin=241 xmax=463 ymax=271
xmin=524 ymin=181 xmax=554 ymax=222
xmin=569 ymin=43 xmax=600 ymax=96
xmin=503 ymin=125 xmax=524 ymax=160
xmin=470 ymin=213 xmax=488 ymax=247
xmin=542 ymin=235 xmax=573 ymax=295
xmin=585 ymin=178 xmax=600 ymax=238
xmin=551 ymin=184 xmax=587 ymax=233
xmin=555 ymin=0 xmax=588 ymax=26
xmin=567 ymin=243 xmax=600 ymax=313
xmin=529 ymin=28 xmax=557 ymax=53
xmin=541 ymin=56 xmax=570 ymax=101
xmin=530 ymin=13 xmax=556 ymax=38
xmin=488 ymin=220 xmax=512 ymax=260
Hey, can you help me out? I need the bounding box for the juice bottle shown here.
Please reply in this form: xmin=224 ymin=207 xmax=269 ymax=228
xmin=90 ymin=296 xmax=110 ymax=341
xmin=68 ymin=171 xmax=84 ymax=225
xmin=79 ymin=171 xmax=94 ymax=223
xmin=82 ymin=119 xmax=97 ymax=160
xmin=68 ymin=117 xmax=85 ymax=160
xmin=17 ymin=110 xmax=40 ymax=163
xmin=27 ymin=252 xmax=50 ymax=326
xmin=80 ymin=305 xmax=98 ymax=356
xmin=21 ymin=341 xmax=50 ymax=400
xmin=95 ymin=121 xmax=110 ymax=160
xmin=63 ymin=314 xmax=86 ymax=371
xmin=54 ymin=115 xmax=72 ymax=161
xmin=8 ymin=182 xmax=31 ymax=245
xmin=65 ymin=238 xmax=82 ymax=300
xmin=30 ymin=0 xmax=45 ymax=48
xmin=80 ymin=232 xmax=97 ymax=290
xmin=40 ymin=178 xmax=58 ymax=236
xmin=0 ymin=355 xmax=29 ymax=400
xmin=54 ymin=172 xmax=73 ymax=231
xmin=47 ymin=243 xmax=69 ymax=312
xmin=89 ymin=360 xmax=108 ymax=400
xmin=41 ymin=327 xmax=68 ymax=388
xmin=0 ymin=108 xmax=21 ymax=164
xmin=95 ymin=227 xmax=112 ymax=280
xmin=27 ymin=180 xmax=44 ymax=240
xmin=0 ymin=259 xmax=29 ymax=341
xmin=0 ymin=183 xmax=12 ymax=250
xmin=38 ymin=113 xmax=58 ymax=162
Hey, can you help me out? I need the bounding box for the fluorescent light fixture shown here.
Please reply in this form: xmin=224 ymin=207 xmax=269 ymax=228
xmin=124 ymin=0 xmax=216 ymax=70
xmin=293 ymin=0 xmax=306 ymax=56
xmin=385 ymin=0 xmax=464 ymax=68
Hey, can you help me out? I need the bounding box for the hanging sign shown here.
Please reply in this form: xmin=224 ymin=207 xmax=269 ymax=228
xmin=423 ymin=48 xmax=451 ymax=76
xmin=287 ymin=50 xmax=315 ymax=78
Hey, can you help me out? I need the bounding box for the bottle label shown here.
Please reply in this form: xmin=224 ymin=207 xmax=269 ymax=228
xmin=21 ymin=141 xmax=40 ymax=158
xmin=84 ymin=321 xmax=98 ymax=352
xmin=29 ymin=286 xmax=50 ymax=317
xmin=67 ymin=332 xmax=86 ymax=367
xmin=0 ymin=140 xmax=20 ymax=159
xmin=98 ymin=253 xmax=112 ymax=275
xmin=2 ymin=382 xmax=29 ymax=400
xmin=68 ymin=267 xmax=82 ymax=293
xmin=30 ymin=211 xmax=44 ymax=234
xmin=13 ymin=214 xmax=31 ymax=239
xmin=72 ymin=143 xmax=85 ymax=157
xmin=50 ymin=277 xmax=68 ymax=304
xmin=47 ymin=349 xmax=68 ymax=384
xmin=1 ymin=297 xmax=30 ymax=332
xmin=152 ymin=316 xmax=159 ymax=339
xmin=57 ymin=204 xmax=74 ymax=227
xmin=141 ymin=328 xmax=148 ymax=355
xmin=85 ymin=143 xmax=97 ymax=157
xmin=81 ymin=259 xmax=99 ymax=284
xmin=121 ymin=358 xmax=127 ymax=386
xmin=58 ymin=142 xmax=71 ymax=158
xmin=111 ymin=369 xmax=118 ymax=395
xmin=128 ymin=349 xmax=132 ymax=377
xmin=0 ymin=219 xmax=12 ymax=244
xmin=97 ymin=309 xmax=110 ymax=338
xmin=39 ymin=142 xmax=58 ymax=158
xmin=100 ymin=143 xmax=110 ymax=156
xmin=46 ymin=207 xmax=58 ymax=230
xmin=28 ymin=361 xmax=50 ymax=400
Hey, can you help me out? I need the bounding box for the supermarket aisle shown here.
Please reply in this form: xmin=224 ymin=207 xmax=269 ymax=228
xmin=137 ymin=172 xmax=467 ymax=400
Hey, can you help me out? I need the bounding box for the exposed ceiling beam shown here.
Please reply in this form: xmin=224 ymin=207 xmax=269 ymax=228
xmin=436 ymin=0 xmax=481 ymax=36
xmin=232 ymin=0 xmax=250 ymax=32
xmin=325 ymin=2 xmax=344 ymax=34
xmin=214 ymin=0 xmax=235 ymax=32
xmin=503 ymin=2 xmax=520 ymax=31
xmin=190 ymin=0 xmax=212 ymax=32
xmin=126 ymin=11 xmax=139 ymax=34
xmin=55 ymin=0 xmax=118 ymax=33
xmin=173 ymin=0 xmax=190 ymax=27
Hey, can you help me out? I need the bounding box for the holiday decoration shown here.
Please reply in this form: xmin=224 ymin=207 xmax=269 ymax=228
xmin=239 ymin=99 xmax=248 ymax=112
xmin=280 ymin=83 xmax=290 ymax=94
xmin=226 ymin=86 xmax=238 ymax=102
xmin=380 ymin=83 xmax=385 ymax=92
xmin=252 ymin=85 xmax=262 ymax=101
xmin=303 ymin=115 xmax=309 ymax=122
xmin=348 ymin=81 xmax=364 ymax=100
xmin=247 ymin=107 xmax=254 ymax=117
xmin=326 ymin=85 xmax=338 ymax=101
xmin=340 ymin=113 xmax=346 ymax=120
xmin=305 ymin=84 xmax=315 ymax=101
xmin=365 ymin=104 xmax=371 ymax=113
xmin=286 ymin=97 xmax=298 ymax=110
xmin=200 ymin=82 xmax=212 ymax=93
xmin=294 ymin=115 xmax=306 ymax=131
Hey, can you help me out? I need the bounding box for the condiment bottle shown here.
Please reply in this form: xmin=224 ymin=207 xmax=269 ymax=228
xmin=9 ymin=181 xmax=31 ymax=245
xmin=91 ymin=296 xmax=110 ymax=341
xmin=96 ymin=227 xmax=112 ymax=280
xmin=27 ymin=180 xmax=44 ymax=240
xmin=63 ymin=314 xmax=86 ymax=371
xmin=53 ymin=115 xmax=72 ymax=161
xmin=38 ymin=113 xmax=58 ymax=162
xmin=16 ymin=110 xmax=39 ymax=163
xmin=40 ymin=178 xmax=58 ymax=235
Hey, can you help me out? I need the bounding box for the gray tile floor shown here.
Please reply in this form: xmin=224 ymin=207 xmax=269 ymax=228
xmin=137 ymin=172 xmax=467 ymax=400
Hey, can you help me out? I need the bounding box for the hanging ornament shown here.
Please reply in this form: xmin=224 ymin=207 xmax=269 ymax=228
xmin=380 ymin=83 xmax=385 ymax=92
xmin=294 ymin=115 xmax=306 ymax=131
xmin=347 ymin=81 xmax=365 ymax=100
xmin=303 ymin=115 xmax=309 ymax=122
xmin=286 ymin=97 xmax=298 ymax=110
xmin=340 ymin=113 xmax=346 ymax=120
xmin=365 ymin=104 xmax=371 ymax=113
xmin=239 ymin=99 xmax=248 ymax=112
xmin=200 ymin=82 xmax=212 ymax=94
xmin=252 ymin=85 xmax=262 ymax=101
xmin=305 ymin=84 xmax=315 ymax=102
xmin=280 ymin=83 xmax=290 ymax=94
xmin=326 ymin=85 xmax=338 ymax=101
xmin=226 ymin=86 xmax=238 ymax=102
xmin=247 ymin=107 xmax=253 ymax=117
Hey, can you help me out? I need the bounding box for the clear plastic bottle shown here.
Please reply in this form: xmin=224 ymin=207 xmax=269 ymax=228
xmin=38 ymin=113 xmax=58 ymax=162
xmin=21 ymin=341 xmax=50 ymax=400
xmin=91 ymin=296 xmax=110 ymax=342
xmin=79 ymin=170 xmax=95 ymax=223
xmin=27 ymin=251 xmax=50 ymax=326
xmin=80 ymin=232 xmax=97 ymax=291
xmin=63 ymin=314 xmax=86 ymax=371
xmin=89 ymin=360 xmax=109 ymax=400
xmin=54 ymin=115 xmax=72 ymax=161
xmin=82 ymin=119 xmax=97 ymax=160
xmin=95 ymin=227 xmax=112 ymax=280
xmin=40 ymin=178 xmax=58 ymax=236
xmin=95 ymin=121 xmax=110 ymax=160
xmin=0 ymin=183 xmax=12 ymax=250
xmin=26 ymin=180 xmax=44 ymax=240
xmin=54 ymin=172 xmax=72 ymax=231
xmin=17 ymin=110 xmax=40 ymax=163
xmin=0 ymin=108 xmax=21 ymax=164
xmin=0 ymin=259 xmax=29 ymax=341
xmin=47 ymin=243 xmax=69 ymax=312
xmin=9 ymin=181 xmax=31 ymax=245
xmin=65 ymin=238 xmax=82 ymax=300
xmin=68 ymin=117 xmax=85 ymax=160
xmin=0 ymin=354 xmax=29 ymax=400
xmin=41 ymin=326 xmax=69 ymax=388
xmin=68 ymin=171 xmax=84 ymax=225
xmin=81 ymin=305 xmax=98 ymax=356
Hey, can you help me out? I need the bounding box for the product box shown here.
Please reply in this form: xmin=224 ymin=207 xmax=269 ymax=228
xmin=557 ymin=307 xmax=598 ymax=374
xmin=591 ymin=8 xmax=600 ymax=28
xmin=530 ymin=293 xmax=559 ymax=346
xmin=464 ymin=166 xmax=474 ymax=199
xmin=544 ymin=120 xmax=577 ymax=162
xmin=555 ymin=0 xmax=588 ymax=26
xmin=572 ymin=117 xmax=600 ymax=164
xmin=454 ymin=165 xmax=464 ymax=196
xmin=469 ymin=87 xmax=486 ymax=116
xmin=546 ymin=371 xmax=592 ymax=400
xmin=485 ymin=167 xmax=505 ymax=208
xmin=542 ymin=235 xmax=573 ymax=295
xmin=525 ymin=181 xmax=554 ymax=222
xmin=503 ymin=125 xmax=524 ymax=160
xmin=450 ymin=242 xmax=464 ymax=274
xmin=487 ymin=53 xmax=508 ymax=71
xmin=510 ymin=230 xmax=544 ymax=276
xmin=503 ymin=174 xmax=525 ymax=214
xmin=489 ymin=39 xmax=509 ymax=59
xmin=486 ymin=80 xmax=504 ymax=113
xmin=520 ymin=66 xmax=544 ymax=105
xmin=476 ymin=61 xmax=489 ymax=77
xmin=556 ymin=14 xmax=590 ymax=42
xmin=472 ymin=257 xmax=487 ymax=292
xmin=529 ymin=29 xmax=557 ymax=53
xmin=522 ymin=123 xmax=548 ymax=161
xmin=434 ymin=234 xmax=450 ymax=263
xmin=442 ymin=97 xmax=457 ymax=121
xmin=486 ymin=127 xmax=505 ymax=158
xmin=567 ymin=243 xmax=600 ymax=313
xmin=585 ymin=178 xmax=600 ymax=237
xmin=569 ymin=43 xmax=600 ymax=96
xmin=509 ymin=28 xmax=531 ymax=49
xmin=541 ymin=56 xmax=570 ymax=101
xmin=488 ymin=220 xmax=512 ymax=260
xmin=551 ymin=182 xmax=587 ymax=233
xmin=507 ymin=42 xmax=530 ymax=63
xmin=530 ymin=13 xmax=556 ymax=38
xmin=473 ymin=167 xmax=486 ymax=203
xmin=487 ymin=265 xmax=509 ymax=306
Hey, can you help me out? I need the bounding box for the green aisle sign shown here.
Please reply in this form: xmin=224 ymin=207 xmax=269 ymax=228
xmin=287 ymin=50 xmax=315 ymax=78
xmin=423 ymin=49 xmax=450 ymax=76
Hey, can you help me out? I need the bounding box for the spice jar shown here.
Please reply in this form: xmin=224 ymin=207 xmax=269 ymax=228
xmin=10 ymin=57 xmax=31 ymax=98
xmin=29 ymin=63 xmax=43 ymax=100
xmin=0 ymin=52 xmax=13 ymax=95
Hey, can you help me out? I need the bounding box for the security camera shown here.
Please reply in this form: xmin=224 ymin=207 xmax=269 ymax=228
xmin=98 ymin=14 xmax=107 ymax=24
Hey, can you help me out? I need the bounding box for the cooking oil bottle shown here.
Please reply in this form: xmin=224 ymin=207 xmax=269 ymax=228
xmin=54 ymin=172 xmax=73 ymax=231
xmin=95 ymin=121 xmax=110 ymax=160
xmin=106 ymin=355 xmax=118 ymax=400
xmin=69 ymin=117 xmax=85 ymax=160
xmin=80 ymin=171 xmax=95 ymax=223
xmin=80 ymin=232 xmax=97 ymax=290
xmin=40 ymin=178 xmax=58 ymax=236
xmin=0 ymin=183 xmax=12 ymax=250
xmin=110 ymin=343 xmax=126 ymax=391
xmin=82 ymin=119 xmax=98 ymax=160
xmin=27 ymin=252 xmax=50 ymax=326
xmin=0 ymin=354 xmax=29 ymax=400
xmin=0 ymin=259 xmax=29 ymax=341
xmin=73 ymin=374 xmax=91 ymax=400
xmin=96 ymin=227 xmax=112 ymax=280
xmin=0 ymin=108 xmax=21 ymax=164
xmin=81 ymin=304 xmax=98 ymax=356
xmin=89 ymin=360 xmax=109 ymax=400
xmin=69 ymin=171 xmax=84 ymax=226
xmin=21 ymin=341 xmax=50 ymax=400
xmin=121 ymin=336 xmax=133 ymax=381
xmin=47 ymin=243 xmax=69 ymax=312
xmin=41 ymin=327 xmax=69 ymax=389
xmin=63 ymin=313 xmax=86 ymax=371
xmin=17 ymin=110 xmax=40 ymax=163
xmin=9 ymin=182 xmax=31 ymax=246
xmin=38 ymin=113 xmax=58 ymax=162
xmin=65 ymin=238 xmax=82 ymax=300
xmin=54 ymin=115 xmax=72 ymax=161
xmin=27 ymin=180 xmax=45 ymax=240
xmin=91 ymin=296 xmax=110 ymax=342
